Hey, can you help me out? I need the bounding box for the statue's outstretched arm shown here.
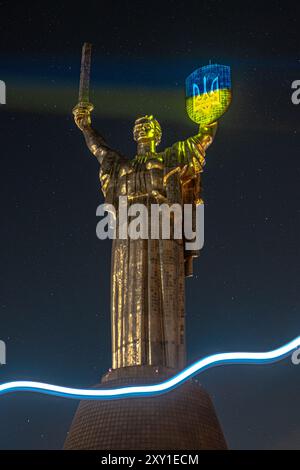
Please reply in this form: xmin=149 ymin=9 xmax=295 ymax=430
xmin=168 ymin=121 xmax=218 ymax=175
xmin=72 ymin=104 xmax=118 ymax=164
xmin=181 ymin=122 xmax=218 ymax=174
xmin=82 ymin=126 xmax=111 ymax=164
xmin=188 ymin=121 xmax=218 ymax=154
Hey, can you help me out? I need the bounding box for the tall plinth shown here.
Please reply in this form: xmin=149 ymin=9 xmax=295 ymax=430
xmin=64 ymin=366 xmax=227 ymax=450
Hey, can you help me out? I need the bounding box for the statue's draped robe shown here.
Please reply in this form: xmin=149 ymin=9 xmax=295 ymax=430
xmin=84 ymin=127 xmax=214 ymax=370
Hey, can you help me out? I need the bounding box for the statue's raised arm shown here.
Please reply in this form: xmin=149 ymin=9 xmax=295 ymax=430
xmin=72 ymin=42 xmax=126 ymax=198
xmin=165 ymin=121 xmax=218 ymax=182
xmin=190 ymin=121 xmax=218 ymax=154
xmin=73 ymin=104 xmax=126 ymax=198
xmin=73 ymin=104 xmax=115 ymax=164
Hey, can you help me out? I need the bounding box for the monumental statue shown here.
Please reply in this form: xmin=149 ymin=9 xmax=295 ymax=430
xmin=65 ymin=43 xmax=231 ymax=450
xmin=71 ymin=44 xmax=229 ymax=372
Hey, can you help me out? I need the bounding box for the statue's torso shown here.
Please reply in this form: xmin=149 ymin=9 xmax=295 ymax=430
xmin=109 ymin=152 xmax=186 ymax=370
xmin=99 ymin=144 xmax=202 ymax=208
xmin=111 ymin=153 xmax=169 ymax=202
xmin=97 ymin=146 xmax=204 ymax=370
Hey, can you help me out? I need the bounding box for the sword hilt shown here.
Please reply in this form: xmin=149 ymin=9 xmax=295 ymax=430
xmin=72 ymin=101 xmax=94 ymax=116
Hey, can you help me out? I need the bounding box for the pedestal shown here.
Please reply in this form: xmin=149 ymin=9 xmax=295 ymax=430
xmin=64 ymin=365 xmax=227 ymax=450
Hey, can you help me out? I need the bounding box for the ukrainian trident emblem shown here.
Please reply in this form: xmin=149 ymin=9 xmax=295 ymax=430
xmin=186 ymin=64 xmax=232 ymax=126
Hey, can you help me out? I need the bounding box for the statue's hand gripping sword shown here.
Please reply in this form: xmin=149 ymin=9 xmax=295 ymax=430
xmin=72 ymin=42 xmax=94 ymax=124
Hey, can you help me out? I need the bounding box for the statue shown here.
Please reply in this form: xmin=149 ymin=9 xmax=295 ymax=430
xmin=72 ymin=44 xmax=230 ymax=371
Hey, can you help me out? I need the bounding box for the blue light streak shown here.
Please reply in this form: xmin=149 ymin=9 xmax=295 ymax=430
xmin=0 ymin=336 xmax=299 ymax=400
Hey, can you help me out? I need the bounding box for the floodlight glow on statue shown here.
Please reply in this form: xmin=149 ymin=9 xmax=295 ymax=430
xmin=72 ymin=44 xmax=232 ymax=372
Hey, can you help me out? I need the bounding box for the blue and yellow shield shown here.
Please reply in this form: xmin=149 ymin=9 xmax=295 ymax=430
xmin=186 ymin=64 xmax=231 ymax=126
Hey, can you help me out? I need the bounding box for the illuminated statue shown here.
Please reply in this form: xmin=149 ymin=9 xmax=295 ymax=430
xmin=72 ymin=44 xmax=230 ymax=371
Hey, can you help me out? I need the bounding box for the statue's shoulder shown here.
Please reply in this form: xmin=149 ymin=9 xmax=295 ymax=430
xmin=114 ymin=154 xmax=136 ymax=176
xmin=99 ymin=150 xmax=129 ymax=177
xmin=159 ymin=142 xmax=182 ymax=168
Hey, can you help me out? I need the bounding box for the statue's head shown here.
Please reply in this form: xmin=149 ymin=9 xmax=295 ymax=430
xmin=133 ymin=115 xmax=162 ymax=147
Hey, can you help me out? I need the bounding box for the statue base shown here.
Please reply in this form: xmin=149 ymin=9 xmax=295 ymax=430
xmin=64 ymin=366 xmax=227 ymax=450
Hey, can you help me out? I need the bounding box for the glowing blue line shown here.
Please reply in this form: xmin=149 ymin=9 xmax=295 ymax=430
xmin=0 ymin=337 xmax=299 ymax=400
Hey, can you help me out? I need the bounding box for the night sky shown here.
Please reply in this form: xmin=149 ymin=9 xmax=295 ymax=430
xmin=0 ymin=1 xmax=300 ymax=449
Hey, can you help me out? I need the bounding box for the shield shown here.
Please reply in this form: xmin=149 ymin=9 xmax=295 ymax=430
xmin=185 ymin=64 xmax=231 ymax=126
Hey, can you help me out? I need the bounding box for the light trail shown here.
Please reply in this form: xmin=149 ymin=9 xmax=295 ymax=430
xmin=0 ymin=336 xmax=299 ymax=400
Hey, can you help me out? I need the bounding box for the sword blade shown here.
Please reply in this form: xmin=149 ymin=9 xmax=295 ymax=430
xmin=78 ymin=42 xmax=92 ymax=104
